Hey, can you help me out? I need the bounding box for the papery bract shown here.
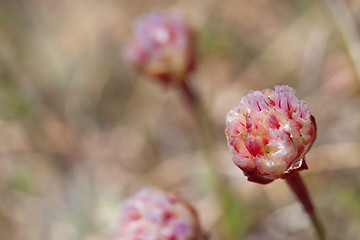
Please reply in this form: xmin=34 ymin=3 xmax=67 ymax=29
xmin=123 ymin=11 xmax=194 ymax=85
xmin=115 ymin=188 xmax=205 ymax=240
xmin=225 ymin=85 xmax=316 ymax=184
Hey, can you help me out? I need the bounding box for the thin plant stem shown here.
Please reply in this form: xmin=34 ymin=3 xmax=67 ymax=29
xmin=180 ymin=80 xmax=213 ymax=157
xmin=286 ymin=172 xmax=325 ymax=240
xmin=180 ymin=80 xmax=199 ymax=110
xmin=180 ymin=79 xmax=239 ymax=238
xmin=324 ymin=0 xmax=360 ymax=84
xmin=180 ymin=79 xmax=216 ymax=179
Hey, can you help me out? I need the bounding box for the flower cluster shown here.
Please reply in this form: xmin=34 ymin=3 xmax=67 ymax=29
xmin=122 ymin=8 xmax=322 ymax=238
xmin=225 ymin=85 xmax=316 ymax=184
xmin=123 ymin=11 xmax=194 ymax=85
xmin=115 ymin=188 xmax=204 ymax=240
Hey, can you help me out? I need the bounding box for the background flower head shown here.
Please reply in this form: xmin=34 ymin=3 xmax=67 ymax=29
xmin=225 ymin=85 xmax=316 ymax=184
xmin=123 ymin=11 xmax=195 ymax=85
xmin=115 ymin=188 xmax=204 ymax=240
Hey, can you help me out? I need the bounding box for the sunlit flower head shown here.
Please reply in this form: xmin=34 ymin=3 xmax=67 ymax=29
xmin=123 ymin=11 xmax=195 ymax=85
xmin=225 ymin=85 xmax=316 ymax=184
xmin=115 ymin=188 xmax=205 ymax=240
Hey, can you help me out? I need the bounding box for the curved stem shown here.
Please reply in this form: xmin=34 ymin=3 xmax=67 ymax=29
xmin=180 ymin=80 xmax=239 ymax=238
xmin=180 ymin=80 xmax=198 ymax=110
xmin=180 ymin=80 xmax=213 ymax=154
xmin=286 ymin=172 xmax=325 ymax=240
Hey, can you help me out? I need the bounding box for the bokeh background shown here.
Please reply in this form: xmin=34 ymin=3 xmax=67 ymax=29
xmin=1 ymin=0 xmax=360 ymax=239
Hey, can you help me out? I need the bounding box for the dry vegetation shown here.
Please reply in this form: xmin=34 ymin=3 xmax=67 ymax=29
xmin=0 ymin=0 xmax=360 ymax=239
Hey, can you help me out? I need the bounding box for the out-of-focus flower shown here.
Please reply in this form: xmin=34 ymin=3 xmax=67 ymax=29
xmin=225 ymin=85 xmax=316 ymax=184
xmin=123 ymin=11 xmax=195 ymax=85
xmin=115 ymin=188 xmax=206 ymax=240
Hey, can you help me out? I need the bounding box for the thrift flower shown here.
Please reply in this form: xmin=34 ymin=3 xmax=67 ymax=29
xmin=123 ymin=11 xmax=195 ymax=85
xmin=225 ymin=85 xmax=316 ymax=184
xmin=115 ymin=188 xmax=205 ymax=240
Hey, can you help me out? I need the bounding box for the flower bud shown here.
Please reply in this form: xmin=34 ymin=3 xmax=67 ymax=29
xmin=115 ymin=188 xmax=205 ymax=240
xmin=225 ymin=85 xmax=316 ymax=184
xmin=123 ymin=11 xmax=195 ymax=85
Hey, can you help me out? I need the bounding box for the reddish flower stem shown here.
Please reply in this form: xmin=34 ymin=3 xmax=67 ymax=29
xmin=180 ymin=80 xmax=199 ymax=112
xmin=286 ymin=172 xmax=314 ymax=213
xmin=180 ymin=79 xmax=215 ymax=155
xmin=286 ymin=172 xmax=325 ymax=240
xmin=180 ymin=80 xmax=211 ymax=141
xmin=180 ymin=80 xmax=235 ymax=238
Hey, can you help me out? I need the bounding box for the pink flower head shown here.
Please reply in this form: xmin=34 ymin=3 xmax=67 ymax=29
xmin=225 ymin=85 xmax=316 ymax=184
xmin=123 ymin=11 xmax=195 ymax=85
xmin=115 ymin=188 xmax=205 ymax=240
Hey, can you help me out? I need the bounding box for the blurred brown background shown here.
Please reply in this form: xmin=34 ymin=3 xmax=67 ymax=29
xmin=0 ymin=0 xmax=360 ymax=239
